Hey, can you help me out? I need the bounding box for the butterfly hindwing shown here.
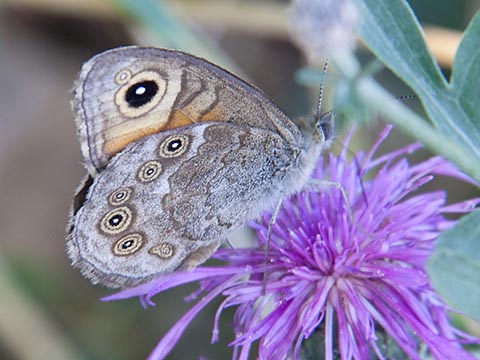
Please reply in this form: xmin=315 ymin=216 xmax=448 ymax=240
xmin=67 ymin=122 xmax=296 ymax=288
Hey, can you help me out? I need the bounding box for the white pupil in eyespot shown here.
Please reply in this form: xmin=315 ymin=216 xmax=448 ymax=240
xmin=135 ymin=86 xmax=146 ymax=95
xmin=122 ymin=240 xmax=133 ymax=249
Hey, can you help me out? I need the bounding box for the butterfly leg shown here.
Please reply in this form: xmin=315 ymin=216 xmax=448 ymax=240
xmin=305 ymin=178 xmax=354 ymax=221
xmin=306 ymin=178 xmax=375 ymax=241
xmin=261 ymin=197 xmax=284 ymax=294
xmin=225 ymin=239 xmax=236 ymax=249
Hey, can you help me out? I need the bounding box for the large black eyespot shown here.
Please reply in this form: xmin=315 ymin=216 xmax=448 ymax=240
xmin=125 ymin=80 xmax=159 ymax=108
xmin=159 ymin=134 xmax=190 ymax=158
xmin=113 ymin=233 xmax=144 ymax=256
xmin=99 ymin=207 xmax=133 ymax=235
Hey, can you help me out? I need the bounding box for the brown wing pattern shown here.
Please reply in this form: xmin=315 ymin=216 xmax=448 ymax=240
xmin=73 ymin=46 xmax=299 ymax=175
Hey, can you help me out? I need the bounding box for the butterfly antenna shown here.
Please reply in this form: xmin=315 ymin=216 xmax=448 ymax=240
xmin=396 ymin=94 xmax=417 ymax=101
xmin=316 ymin=59 xmax=329 ymax=117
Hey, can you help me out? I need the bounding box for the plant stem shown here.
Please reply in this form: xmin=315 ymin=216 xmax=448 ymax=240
xmin=334 ymin=52 xmax=480 ymax=183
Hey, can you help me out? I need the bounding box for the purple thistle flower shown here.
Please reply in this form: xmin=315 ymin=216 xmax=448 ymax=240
xmin=104 ymin=126 xmax=480 ymax=360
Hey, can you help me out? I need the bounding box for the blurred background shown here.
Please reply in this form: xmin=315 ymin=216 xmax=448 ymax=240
xmin=0 ymin=0 xmax=478 ymax=359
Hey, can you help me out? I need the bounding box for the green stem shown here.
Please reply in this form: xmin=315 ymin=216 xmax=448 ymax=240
xmin=334 ymin=52 xmax=480 ymax=183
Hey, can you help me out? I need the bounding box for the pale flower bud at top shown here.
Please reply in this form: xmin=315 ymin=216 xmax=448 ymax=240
xmin=289 ymin=0 xmax=359 ymax=64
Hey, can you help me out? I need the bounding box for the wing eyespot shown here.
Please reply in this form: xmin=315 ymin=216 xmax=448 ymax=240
xmin=125 ymin=80 xmax=159 ymax=108
xmin=114 ymin=69 xmax=132 ymax=84
xmin=137 ymin=160 xmax=162 ymax=183
xmin=113 ymin=233 xmax=144 ymax=256
xmin=108 ymin=187 xmax=133 ymax=206
xmin=158 ymin=134 xmax=190 ymax=158
xmin=99 ymin=206 xmax=133 ymax=235
xmin=114 ymin=70 xmax=167 ymax=118
xmin=149 ymin=243 xmax=175 ymax=259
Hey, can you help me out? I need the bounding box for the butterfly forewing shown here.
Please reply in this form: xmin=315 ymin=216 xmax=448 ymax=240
xmin=74 ymin=46 xmax=300 ymax=175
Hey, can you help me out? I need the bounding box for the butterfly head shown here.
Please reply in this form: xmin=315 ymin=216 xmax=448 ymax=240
xmin=298 ymin=108 xmax=335 ymax=148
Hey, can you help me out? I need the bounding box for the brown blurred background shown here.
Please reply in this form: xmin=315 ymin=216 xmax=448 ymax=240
xmin=0 ymin=0 xmax=478 ymax=359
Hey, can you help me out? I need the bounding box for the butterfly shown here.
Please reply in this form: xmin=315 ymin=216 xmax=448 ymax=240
xmin=67 ymin=46 xmax=333 ymax=288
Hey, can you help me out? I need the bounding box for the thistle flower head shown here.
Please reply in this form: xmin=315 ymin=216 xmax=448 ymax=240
xmin=105 ymin=126 xmax=479 ymax=360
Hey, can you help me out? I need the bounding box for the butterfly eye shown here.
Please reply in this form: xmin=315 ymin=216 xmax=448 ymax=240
xmin=149 ymin=243 xmax=175 ymax=259
xmin=99 ymin=206 xmax=133 ymax=235
xmin=159 ymin=135 xmax=190 ymax=158
xmin=125 ymin=80 xmax=159 ymax=108
xmin=108 ymin=187 xmax=132 ymax=206
xmin=113 ymin=233 xmax=143 ymax=256
xmin=138 ymin=160 xmax=162 ymax=183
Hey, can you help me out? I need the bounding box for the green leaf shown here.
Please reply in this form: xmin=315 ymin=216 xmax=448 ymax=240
xmin=356 ymin=0 xmax=446 ymax=94
xmin=428 ymin=210 xmax=480 ymax=320
xmin=450 ymin=11 xmax=480 ymax=144
xmin=451 ymin=11 xmax=480 ymax=99
xmin=355 ymin=0 xmax=480 ymax=182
